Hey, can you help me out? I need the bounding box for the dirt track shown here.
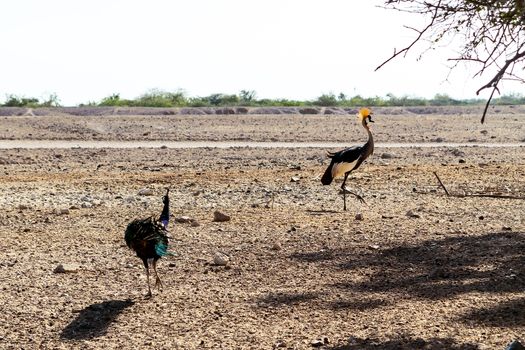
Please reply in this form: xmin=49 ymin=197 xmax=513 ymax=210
xmin=0 ymin=108 xmax=524 ymax=349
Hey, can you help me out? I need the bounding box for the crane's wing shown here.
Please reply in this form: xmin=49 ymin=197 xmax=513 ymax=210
xmin=327 ymin=145 xmax=362 ymax=164
xmin=322 ymin=146 xmax=363 ymax=185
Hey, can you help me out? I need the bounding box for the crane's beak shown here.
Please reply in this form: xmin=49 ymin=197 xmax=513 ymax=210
xmin=368 ymin=115 xmax=374 ymax=123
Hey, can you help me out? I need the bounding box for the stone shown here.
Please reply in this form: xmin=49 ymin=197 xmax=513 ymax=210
xmin=55 ymin=208 xmax=69 ymax=215
xmin=213 ymin=211 xmax=231 ymax=222
xmin=355 ymin=213 xmax=364 ymax=221
xmin=380 ymin=153 xmax=395 ymax=159
xmin=406 ymin=210 xmax=420 ymax=218
xmin=175 ymin=216 xmax=193 ymax=224
xmin=53 ymin=263 xmax=80 ymax=273
xmin=138 ymin=188 xmax=154 ymax=196
xmin=213 ymin=252 xmax=230 ymax=266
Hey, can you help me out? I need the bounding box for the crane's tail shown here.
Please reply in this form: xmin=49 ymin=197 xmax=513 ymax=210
xmin=321 ymin=162 xmax=334 ymax=185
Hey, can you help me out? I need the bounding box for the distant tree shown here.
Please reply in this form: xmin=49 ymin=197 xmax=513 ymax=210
xmin=378 ymin=0 xmax=525 ymax=122
xmin=98 ymin=93 xmax=123 ymax=106
xmin=314 ymin=93 xmax=338 ymax=106
xmin=40 ymin=93 xmax=61 ymax=107
xmin=2 ymin=94 xmax=39 ymax=107
xmin=239 ymin=90 xmax=257 ymax=103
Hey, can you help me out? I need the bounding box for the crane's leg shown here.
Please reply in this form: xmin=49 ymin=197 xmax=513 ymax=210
xmin=340 ymin=172 xmax=366 ymax=211
xmin=152 ymin=259 xmax=163 ymax=291
xmin=144 ymin=259 xmax=152 ymax=298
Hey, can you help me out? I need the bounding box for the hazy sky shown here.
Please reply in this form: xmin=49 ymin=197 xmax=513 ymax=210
xmin=0 ymin=0 xmax=520 ymax=106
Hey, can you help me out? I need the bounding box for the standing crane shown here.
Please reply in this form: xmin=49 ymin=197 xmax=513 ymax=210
xmin=125 ymin=188 xmax=172 ymax=297
xmin=321 ymin=108 xmax=375 ymax=211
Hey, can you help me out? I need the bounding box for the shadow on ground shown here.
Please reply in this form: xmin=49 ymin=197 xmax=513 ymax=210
xmin=462 ymin=298 xmax=525 ymax=327
xmin=328 ymin=336 xmax=479 ymax=350
xmin=333 ymin=231 xmax=525 ymax=299
xmin=285 ymin=231 xmax=525 ymax=320
xmin=60 ymin=299 xmax=134 ymax=340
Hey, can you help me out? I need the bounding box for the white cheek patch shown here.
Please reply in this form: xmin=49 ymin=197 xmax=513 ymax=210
xmin=332 ymin=160 xmax=357 ymax=178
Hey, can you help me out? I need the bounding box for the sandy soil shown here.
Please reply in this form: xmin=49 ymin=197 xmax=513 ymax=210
xmin=0 ymin=108 xmax=524 ymax=349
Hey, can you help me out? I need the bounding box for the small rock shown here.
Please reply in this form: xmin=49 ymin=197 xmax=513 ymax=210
xmin=381 ymin=153 xmax=395 ymax=159
xmin=81 ymin=202 xmax=92 ymax=209
xmin=138 ymin=188 xmax=154 ymax=196
xmin=213 ymin=252 xmax=230 ymax=266
xmin=175 ymin=216 xmax=193 ymax=224
xmin=368 ymin=244 xmax=380 ymax=250
xmin=213 ymin=211 xmax=231 ymax=222
xmin=502 ymin=226 xmax=512 ymax=231
xmin=355 ymin=213 xmax=364 ymax=221
xmin=290 ymin=176 xmax=301 ymax=182
xmin=274 ymin=339 xmax=287 ymax=348
xmin=190 ymin=220 xmax=201 ymax=227
xmin=80 ymin=195 xmax=93 ymax=202
xmin=55 ymin=208 xmax=69 ymax=215
xmin=480 ymin=130 xmax=488 ymax=135
xmin=17 ymin=204 xmax=29 ymax=210
xmin=271 ymin=243 xmax=282 ymax=251
xmin=53 ymin=263 xmax=80 ymax=273
xmin=458 ymin=159 xmax=466 ymax=164
xmin=406 ymin=210 xmax=420 ymax=218
xmin=311 ymin=337 xmax=329 ymax=347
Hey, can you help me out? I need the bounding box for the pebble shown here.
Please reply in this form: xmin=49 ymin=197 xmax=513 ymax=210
xmin=55 ymin=208 xmax=69 ymax=215
xmin=271 ymin=243 xmax=282 ymax=251
xmin=175 ymin=216 xmax=193 ymax=223
xmin=138 ymin=188 xmax=154 ymax=196
xmin=213 ymin=211 xmax=231 ymax=222
xmin=311 ymin=337 xmax=329 ymax=347
xmin=380 ymin=152 xmax=395 ymax=159
xmin=213 ymin=252 xmax=230 ymax=266
xmin=355 ymin=213 xmax=364 ymax=221
xmin=53 ymin=263 xmax=80 ymax=273
xmin=406 ymin=210 xmax=420 ymax=219
xmin=290 ymin=176 xmax=301 ymax=182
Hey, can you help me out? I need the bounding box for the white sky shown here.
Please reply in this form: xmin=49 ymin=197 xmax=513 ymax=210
xmin=0 ymin=0 xmax=521 ymax=106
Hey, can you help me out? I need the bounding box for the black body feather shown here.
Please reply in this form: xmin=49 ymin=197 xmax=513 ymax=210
xmin=321 ymin=146 xmax=363 ymax=185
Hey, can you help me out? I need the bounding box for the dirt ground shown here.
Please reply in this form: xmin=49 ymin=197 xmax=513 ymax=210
xmin=0 ymin=107 xmax=524 ymax=349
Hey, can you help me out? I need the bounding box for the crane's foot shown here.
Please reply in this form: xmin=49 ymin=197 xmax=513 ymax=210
xmin=342 ymin=187 xmax=366 ymax=204
xmin=145 ymin=290 xmax=153 ymax=299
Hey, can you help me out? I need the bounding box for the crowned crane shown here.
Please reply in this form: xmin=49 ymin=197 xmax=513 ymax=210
xmin=125 ymin=188 xmax=172 ymax=297
xmin=321 ymin=108 xmax=375 ymax=211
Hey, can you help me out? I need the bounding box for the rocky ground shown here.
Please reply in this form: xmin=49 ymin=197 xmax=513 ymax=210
xmin=0 ymin=107 xmax=524 ymax=349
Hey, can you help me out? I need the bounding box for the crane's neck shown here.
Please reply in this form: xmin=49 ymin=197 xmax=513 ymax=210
xmin=361 ymin=118 xmax=374 ymax=148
